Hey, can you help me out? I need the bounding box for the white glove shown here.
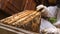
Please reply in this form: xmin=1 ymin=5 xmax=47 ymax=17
xmin=36 ymin=5 xmax=48 ymax=12
xmin=36 ymin=5 xmax=58 ymax=18
xmin=36 ymin=5 xmax=50 ymax=17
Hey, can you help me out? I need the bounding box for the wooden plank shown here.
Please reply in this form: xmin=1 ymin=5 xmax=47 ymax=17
xmin=0 ymin=10 xmax=41 ymax=33
xmin=0 ymin=23 xmax=39 ymax=34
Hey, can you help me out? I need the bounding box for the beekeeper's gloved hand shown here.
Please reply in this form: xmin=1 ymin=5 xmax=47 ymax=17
xmin=36 ymin=5 xmax=50 ymax=18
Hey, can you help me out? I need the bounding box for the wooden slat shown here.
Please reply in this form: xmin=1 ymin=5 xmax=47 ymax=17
xmin=0 ymin=10 xmax=41 ymax=33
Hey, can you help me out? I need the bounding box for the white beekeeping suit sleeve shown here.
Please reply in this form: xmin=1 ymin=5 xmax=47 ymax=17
xmin=40 ymin=18 xmax=60 ymax=34
xmin=47 ymin=6 xmax=57 ymax=17
xmin=40 ymin=18 xmax=56 ymax=30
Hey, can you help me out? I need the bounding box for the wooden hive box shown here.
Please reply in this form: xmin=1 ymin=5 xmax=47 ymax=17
xmin=0 ymin=10 xmax=41 ymax=34
xmin=0 ymin=0 xmax=36 ymax=15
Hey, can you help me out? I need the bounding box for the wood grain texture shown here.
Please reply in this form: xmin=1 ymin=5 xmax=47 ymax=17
xmin=0 ymin=10 xmax=41 ymax=33
xmin=0 ymin=0 xmax=36 ymax=15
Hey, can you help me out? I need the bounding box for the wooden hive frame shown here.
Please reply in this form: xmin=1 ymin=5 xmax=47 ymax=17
xmin=0 ymin=10 xmax=41 ymax=33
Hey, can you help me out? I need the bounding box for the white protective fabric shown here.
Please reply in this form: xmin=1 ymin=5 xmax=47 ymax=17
xmin=40 ymin=18 xmax=60 ymax=34
xmin=36 ymin=5 xmax=60 ymax=33
xmin=47 ymin=6 xmax=57 ymax=17
xmin=40 ymin=18 xmax=56 ymax=30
